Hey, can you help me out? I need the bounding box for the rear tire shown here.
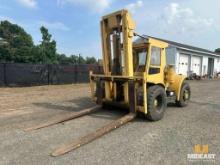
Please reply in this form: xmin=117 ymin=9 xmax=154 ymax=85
xmin=176 ymin=82 xmax=191 ymax=107
xmin=146 ymin=85 xmax=167 ymax=121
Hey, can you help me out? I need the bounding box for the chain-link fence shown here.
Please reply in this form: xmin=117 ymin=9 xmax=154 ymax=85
xmin=0 ymin=63 xmax=103 ymax=87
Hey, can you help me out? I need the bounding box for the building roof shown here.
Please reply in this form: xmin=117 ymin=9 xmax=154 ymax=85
xmin=134 ymin=35 xmax=220 ymax=57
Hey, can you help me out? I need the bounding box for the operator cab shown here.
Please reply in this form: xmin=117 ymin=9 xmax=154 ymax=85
xmin=133 ymin=39 xmax=162 ymax=78
xmin=133 ymin=44 xmax=148 ymax=73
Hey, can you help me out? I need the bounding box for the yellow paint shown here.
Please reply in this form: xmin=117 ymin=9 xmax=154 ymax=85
xmin=90 ymin=9 xmax=187 ymax=115
xmin=165 ymin=66 xmax=186 ymax=100
xmin=194 ymin=144 xmax=209 ymax=154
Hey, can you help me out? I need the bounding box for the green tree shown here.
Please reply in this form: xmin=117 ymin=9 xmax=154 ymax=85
xmin=57 ymin=54 xmax=81 ymax=64
xmin=85 ymin=56 xmax=97 ymax=64
xmin=0 ymin=20 xmax=34 ymax=63
xmin=78 ymin=55 xmax=86 ymax=64
xmin=69 ymin=55 xmax=80 ymax=64
xmin=57 ymin=54 xmax=70 ymax=64
xmin=35 ymin=26 xmax=58 ymax=64
xmin=57 ymin=54 xmax=97 ymax=64
xmin=215 ymin=48 xmax=220 ymax=54
xmin=0 ymin=21 xmax=98 ymax=64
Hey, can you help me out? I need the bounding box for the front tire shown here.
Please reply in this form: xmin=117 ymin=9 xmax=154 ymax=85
xmin=176 ymin=82 xmax=191 ymax=107
xmin=146 ymin=85 xmax=167 ymax=121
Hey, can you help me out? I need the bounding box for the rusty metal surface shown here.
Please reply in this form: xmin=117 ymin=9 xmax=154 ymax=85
xmin=51 ymin=112 xmax=136 ymax=157
xmin=24 ymin=105 xmax=101 ymax=131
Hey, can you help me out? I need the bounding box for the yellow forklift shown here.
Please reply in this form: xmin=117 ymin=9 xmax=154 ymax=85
xmin=25 ymin=9 xmax=191 ymax=156
xmin=90 ymin=9 xmax=190 ymax=121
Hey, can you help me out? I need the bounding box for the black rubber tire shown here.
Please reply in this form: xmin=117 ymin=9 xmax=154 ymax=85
xmin=176 ymin=82 xmax=191 ymax=107
xmin=146 ymin=85 xmax=167 ymax=121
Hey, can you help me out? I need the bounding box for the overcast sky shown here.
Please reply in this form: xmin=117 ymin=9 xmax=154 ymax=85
xmin=0 ymin=0 xmax=220 ymax=58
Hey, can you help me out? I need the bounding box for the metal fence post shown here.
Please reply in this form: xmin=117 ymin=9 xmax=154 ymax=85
xmin=47 ymin=64 xmax=50 ymax=85
xmin=75 ymin=64 xmax=78 ymax=83
xmin=3 ymin=63 xmax=7 ymax=86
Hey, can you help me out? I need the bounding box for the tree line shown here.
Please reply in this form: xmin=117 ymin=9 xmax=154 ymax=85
xmin=215 ymin=48 xmax=220 ymax=54
xmin=0 ymin=21 xmax=97 ymax=64
xmin=1 ymin=20 xmax=219 ymax=64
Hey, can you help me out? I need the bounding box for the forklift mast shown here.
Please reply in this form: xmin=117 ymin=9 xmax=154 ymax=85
xmin=98 ymin=10 xmax=137 ymax=104
xmin=101 ymin=9 xmax=135 ymax=77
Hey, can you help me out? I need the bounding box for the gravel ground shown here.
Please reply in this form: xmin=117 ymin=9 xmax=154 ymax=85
xmin=0 ymin=80 xmax=220 ymax=165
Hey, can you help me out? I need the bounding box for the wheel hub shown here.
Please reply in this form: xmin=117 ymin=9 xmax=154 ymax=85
xmin=184 ymin=90 xmax=189 ymax=100
xmin=154 ymin=99 xmax=158 ymax=107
